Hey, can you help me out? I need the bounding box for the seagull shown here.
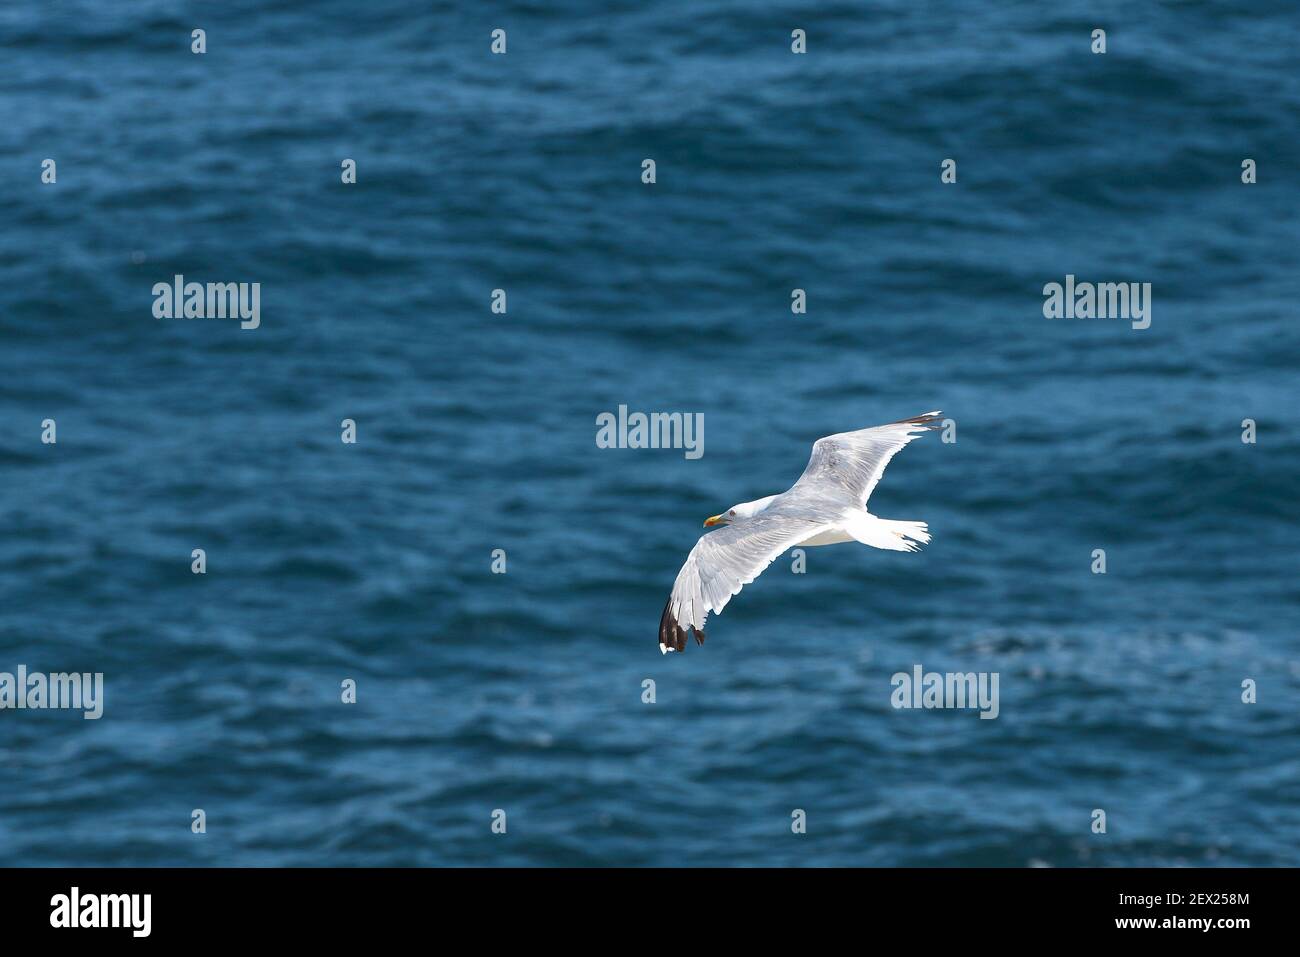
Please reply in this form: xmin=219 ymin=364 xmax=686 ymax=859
xmin=658 ymin=411 xmax=941 ymax=653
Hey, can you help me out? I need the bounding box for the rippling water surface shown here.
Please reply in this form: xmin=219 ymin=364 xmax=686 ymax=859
xmin=1 ymin=1 xmax=1298 ymax=865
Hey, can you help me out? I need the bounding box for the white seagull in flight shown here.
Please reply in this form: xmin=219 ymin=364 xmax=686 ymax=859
xmin=659 ymin=411 xmax=941 ymax=653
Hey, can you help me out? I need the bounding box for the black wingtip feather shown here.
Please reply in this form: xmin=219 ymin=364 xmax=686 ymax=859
xmin=895 ymin=411 xmax=943 ymax=428
xmin=659 ymin=599 xmax=699 ymax=652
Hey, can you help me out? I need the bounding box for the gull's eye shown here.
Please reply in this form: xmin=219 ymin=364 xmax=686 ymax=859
xmin=729 ymin=510 xmax=735 ymax=516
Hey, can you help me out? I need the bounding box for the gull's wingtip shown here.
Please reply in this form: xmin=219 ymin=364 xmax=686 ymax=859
xmin=658 ymin=598 xmax=703 ymax=654
xmin=896 ymin=410 xmax=943 ymax=428
xmin=658 ymin=599 xmax=688 ymax=654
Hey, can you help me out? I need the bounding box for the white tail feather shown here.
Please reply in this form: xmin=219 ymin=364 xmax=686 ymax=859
xmin=845 ymin=515 xmax=931 ymax=552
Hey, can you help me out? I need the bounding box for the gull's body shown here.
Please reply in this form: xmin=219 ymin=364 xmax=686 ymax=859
xmin=659 ymin=411 xmax=941 ymax=653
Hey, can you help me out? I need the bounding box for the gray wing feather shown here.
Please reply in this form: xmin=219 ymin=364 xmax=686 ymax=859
xmin=790 ymin=411 xmax=941 ymax=507
xmin=662 ymin=512 xmax=830 ymax=647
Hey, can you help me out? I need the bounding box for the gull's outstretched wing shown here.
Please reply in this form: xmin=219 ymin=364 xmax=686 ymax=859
xmin=790 ymin=411 xmax=942 ymax=507
xmin=659 ymin=512 xmax=831 ymax=653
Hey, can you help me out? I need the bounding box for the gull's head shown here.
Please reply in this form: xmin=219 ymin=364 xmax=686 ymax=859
xmin=704 ymin=496 xmax=777 ymax=528
xmin=703 ymin=508 xmax=736 ymax=528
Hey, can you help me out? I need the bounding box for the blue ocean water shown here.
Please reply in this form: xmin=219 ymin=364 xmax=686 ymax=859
xmin=1 ymin=1 xmax=1298 ymax=866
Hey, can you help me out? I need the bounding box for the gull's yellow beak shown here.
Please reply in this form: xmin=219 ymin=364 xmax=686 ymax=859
xmin=703 ymin=514 xmax=725 ymax=528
